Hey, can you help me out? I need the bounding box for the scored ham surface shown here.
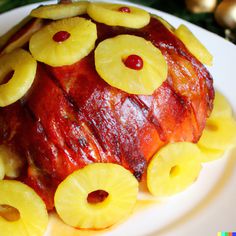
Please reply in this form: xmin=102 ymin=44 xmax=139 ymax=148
xmin=0 ymin=17 xmax=214 ymax=209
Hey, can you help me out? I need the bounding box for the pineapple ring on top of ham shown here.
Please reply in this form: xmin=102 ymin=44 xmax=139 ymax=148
xmin=29 ymin=17 xmax=97 ymax=67
xmin=95 ymin=34 xmax=168 ymax=95
xmin=30 ymin=1 xmax=89 ymax=20
xmin=87 ymin=2 xmax=150 ymax=28
xmin=0 ymin=49 xmax=37 ymax=107
xmin=175 ymin=24 xmax=213 ymax=66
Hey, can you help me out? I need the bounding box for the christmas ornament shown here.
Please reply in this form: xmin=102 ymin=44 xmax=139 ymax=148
xmin=215 ymin=0 xmax=236 ymax=29
xmin=185 ymin=0 xmax=217 ymax=13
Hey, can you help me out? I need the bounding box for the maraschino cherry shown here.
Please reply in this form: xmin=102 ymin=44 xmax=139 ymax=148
xmin=53 ymin=31 xmax=71 ymax=43
xmin=118 ymin=6 xmax=131 ymax=13
xmin=124 ymin=54 xmax=143 ymax=70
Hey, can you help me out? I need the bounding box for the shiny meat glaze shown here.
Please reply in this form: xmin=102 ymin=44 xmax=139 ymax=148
xmin=0 ymin=17 xmax=214 ymax=209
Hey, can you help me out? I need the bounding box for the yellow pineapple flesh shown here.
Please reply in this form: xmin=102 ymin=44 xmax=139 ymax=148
xmin=30 ymin=2 xmax=88 ymax=20
xmin=87 ymin=2 xmax=150 ymax=28
xmin=147 ymin=142 xmax=202 ymax=196
xmin=54 ymin=163 xmax=138 ymax=229
xmin=198 ymin=145 xmax=224 ymax=162
xmin=0 ymin=49 xmax=37 ymax=107
xmin=29 ymin=17 xmax=97 ymax=67
xmin=175 ymin=24 xmax=213 ymax=66
xmin=198 ymin=117 xmax=236 ymax=151
xmin=197 ymin=90 xmax=235 ymax=162
xmin=0 ymin=180 xmax=48 ymax=236
xmin=210 ymin=90 xmax=233 ymax=119
xmin=95 ymin=34 xmax=168 ymax=95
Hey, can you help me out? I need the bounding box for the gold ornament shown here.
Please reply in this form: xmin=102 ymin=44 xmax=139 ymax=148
xmin=185 ymin=0 xmax=217 ymax=13
xmin=215 ymin=0 xmax=236 ymax=29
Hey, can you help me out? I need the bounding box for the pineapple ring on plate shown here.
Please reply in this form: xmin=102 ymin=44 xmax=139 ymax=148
xmin=30 ymin=2 xmax=88 ymax=20
xmin=54 ymin=163 xmax=138 ymax=229
xmin=95 ymin=35 xmax=168 ymax=95
xmin=0 ymin=49 xmax=37 ymax=107
xmin=87 ymin=2 xmax=150 ymax=28
xmin=210 ymin=90 xmax=233 ymax=119
xmin=29 ymin=17 xmax=97 ymax=67
xmin=147 ymin=142 xmax=202 ymax=196
xmin=175 ymin=24 xmax=213 ymax=66
xmin=0 ymin=180 xmax=48 ymax=236
xmin=197 ymin=145 xmax=224 ymax=162
xmin=197 ymin=91 xmax=234 ymax=162
xmin=198 ymin=117 xmax=236 ymax=151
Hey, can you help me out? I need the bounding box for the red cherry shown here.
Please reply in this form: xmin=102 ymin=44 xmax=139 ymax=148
xmin=118 ymin=6 xmax=131 ymax=13
xmin=124 ymin=55 xmax=144 ymax=70
xmin=53 ymin=31 xmax=71 ymax=43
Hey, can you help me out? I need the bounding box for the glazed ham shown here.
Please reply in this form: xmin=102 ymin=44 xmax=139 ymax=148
xmin=0 ymin=17 xmax=214 ymax=209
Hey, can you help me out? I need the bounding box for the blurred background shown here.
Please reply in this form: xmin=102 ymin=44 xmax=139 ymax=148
xmin=0 ymin=0 xmax=235 ymax=44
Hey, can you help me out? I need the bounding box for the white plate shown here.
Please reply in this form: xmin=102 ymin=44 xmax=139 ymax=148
xmin=1 ymin=1 xmax=236 ymax=236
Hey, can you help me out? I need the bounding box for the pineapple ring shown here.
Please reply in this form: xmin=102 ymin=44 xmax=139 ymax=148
xmin=175 ymin=24 xmax=213 ymax=66
xmin=95 ymin=35 xmax=168 ymax=95
xmin=54 ymin=163 xmax=138 ymax=229
xmin=147 ymin=142 xmax=202 ymax=196
xmin=29 ymin=17 xmax=97 ymax=67
xmin=198 ymin=117 xmax=236 ymax=151
xmin=30 ymin=2 xmax=88 ymax=20
xmin=0 ymin=180 xmax=48 ymax=236
xmin=210 ymin=90 xmax=233 ymax=119
xmin=197 ymin=145 xmax=224 ymax=162
xmin=87 ymin=2 xmax=150 ymax=28
xmin=197 ymin=91 xmax=234 ymax=162
xmin=0 ymin=49 xmax=37 ymax=107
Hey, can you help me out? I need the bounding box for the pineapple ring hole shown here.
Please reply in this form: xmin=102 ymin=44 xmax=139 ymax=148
xmin=169 ymin=165 xmax=181 ymax=178
xmin=0 ymin=204 xmax=20 ymax=222
xmin=87 ymin=190 xmax=109 ymax=204
xmin=0 ymin=70 xmax=15 ymax=86
xmin=206 ymin=122 xmax=218 ymax=131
